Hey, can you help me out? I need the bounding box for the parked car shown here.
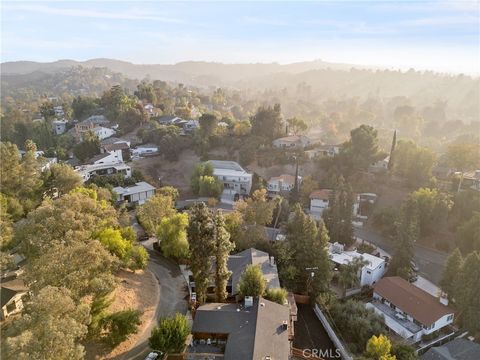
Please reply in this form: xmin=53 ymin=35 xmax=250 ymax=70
xmin=145 ymin=352 xmax=158 ymax=360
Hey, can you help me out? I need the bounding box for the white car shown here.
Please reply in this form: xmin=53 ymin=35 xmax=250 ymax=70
xmin=145 ymin=352 xmax=159 ymax=360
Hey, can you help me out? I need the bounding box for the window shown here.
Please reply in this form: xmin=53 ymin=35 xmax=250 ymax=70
xmin=447 ymin=314 xmax=453 ymax=321
xmin=367 ymin=270 xmax=372 ymax=274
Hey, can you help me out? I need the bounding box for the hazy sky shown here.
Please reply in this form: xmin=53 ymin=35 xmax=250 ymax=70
xmin=1 ymin=1 xmax=479 ymax=74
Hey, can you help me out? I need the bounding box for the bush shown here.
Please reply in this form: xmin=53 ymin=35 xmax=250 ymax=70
xmin=101 ymin=309 xmax=142 ymax=346
xmin=264 ymin=288 xmax=288 ymax=305
xmin=129 ymin=245 xmax=149 ymax=270
xmin=149 ymin=313 xmax=190 ymax=354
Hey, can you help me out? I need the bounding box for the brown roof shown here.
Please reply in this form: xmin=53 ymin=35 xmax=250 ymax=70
xmin=374 ymin=277 xmax=454 ymax=326
xmin=269 ymin=174 xmax=296 ymax=184
xmin=310 ymin=189 xmax=332 ymax=201
xmin=103 ymin=142 xmax=130 ymax=151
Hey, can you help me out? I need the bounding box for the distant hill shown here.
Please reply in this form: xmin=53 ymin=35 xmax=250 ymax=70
xmin=1 ymin=58 xmax=364 ymax=85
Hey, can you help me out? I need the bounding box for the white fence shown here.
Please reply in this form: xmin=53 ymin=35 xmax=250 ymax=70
xmin=313 ymin=304 xmax=353 ymax=360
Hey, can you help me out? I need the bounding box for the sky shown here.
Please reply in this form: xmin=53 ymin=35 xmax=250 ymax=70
xmin=1 ymin=1 xmax=479 ymax=74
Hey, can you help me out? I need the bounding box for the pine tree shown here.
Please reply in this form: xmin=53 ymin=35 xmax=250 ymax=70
xmin=455 ymin=251 xmax=480 ymax=334
xmin=387 ymin=130 xmax=397 ymax=170
xmin=440 ymin=248 xmax=463 ymax=300
xmin=214 ymin=211 xmax=234 ymax=302
xmin=187 ymin=203 xmax=216 ymax=304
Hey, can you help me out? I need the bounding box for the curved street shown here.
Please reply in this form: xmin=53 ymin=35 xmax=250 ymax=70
xmin=114 ymin=237 xmax=188 ymax=360
xmin=354 ymin=227 xmax=448 ymax=285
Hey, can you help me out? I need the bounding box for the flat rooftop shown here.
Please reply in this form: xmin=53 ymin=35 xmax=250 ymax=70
xmin=112 ymin=181 xmax=155 ymax=195
xmin=207 ymin=160 xmax=251 ymax=177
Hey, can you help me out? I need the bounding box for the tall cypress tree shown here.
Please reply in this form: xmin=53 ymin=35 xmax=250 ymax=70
xmin=187 ymin=203 xmax=215 ymax=304
xmin=214 ymin=211 xmax=234 ymax=302
xmin=440 ymin=248 xmax=463 ymax=300
xmin=388 ymin=130 xmax=397 ymax=170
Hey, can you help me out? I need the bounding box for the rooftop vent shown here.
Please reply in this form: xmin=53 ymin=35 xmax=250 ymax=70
xmin=260 ymin=302 xmax=265 ymax=307
xmin=282 ymin=320 xmax=288 ymax=330
xmin=245 ymin=296 xmax=253 ymax=308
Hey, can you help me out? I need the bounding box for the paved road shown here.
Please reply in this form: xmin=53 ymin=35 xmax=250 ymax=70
xmin=354 ymin=227 xmax=449 ymax=285
xmin=114 ymin=239 xmax=188 ymax=360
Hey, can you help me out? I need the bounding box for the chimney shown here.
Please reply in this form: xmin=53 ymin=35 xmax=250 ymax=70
xmin=439 ymin=296 xmax=449 ymax=306
xmin=282 ymin=320 xmax=288 ymax=330
xmin=244 ymin=296 xmax=253 ymax=308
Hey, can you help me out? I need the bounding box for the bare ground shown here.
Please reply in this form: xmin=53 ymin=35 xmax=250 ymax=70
xmin=85 ymin=269 xmax=159 ymax=360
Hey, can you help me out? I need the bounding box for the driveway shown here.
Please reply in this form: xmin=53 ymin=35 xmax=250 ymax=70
xmin=114 ymin=238 xmax=188 ymax=360
xmin=354 ymin=227 xmax=448 ymax=285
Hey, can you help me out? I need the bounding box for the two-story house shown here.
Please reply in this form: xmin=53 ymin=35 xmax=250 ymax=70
xmin=367 ymin=277 xmax=455 ymax=343
xmin=207 ymin=160 xmax=253 ymax=196
xmin=267 ymin=174 xmax=302 ymax=195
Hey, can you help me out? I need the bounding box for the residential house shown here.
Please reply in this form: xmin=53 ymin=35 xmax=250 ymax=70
xmin=144 ymin=103 xmax=156 ymax=116
xmin=53 ymin=105 xmax=64 ymax=118
xmin=328 ymin=242 xmax=386 ymax=287
xmin=273 ymin=135 xmax=311 ymax=149
xmin=353 ymin=193 xmax=378 ymax=221
xmin=1 ymin=278 xmax=28 ymax=320
xmin=305 ymin=144 xmax=341 ymax=159
xmin=131 ymin=144 xmax=159 ymax=157
xmin=188 ymin=297 xmax=294 ymax=360
xmin=267 ymin=174 xmax=302 ymax=195
xmin=207 ymin=160 xmax=253 ymax=196
xmin=157 ymin=115 xmax=183 ymax=125
xmin=367 ymin=277 xmax=455 ymax=343
xmin=75 ymin=115 xmax=115 ymax=140
xmin=421 ymin=338 xmax=480 ymax=360
xmin=309 ymin=189 xmax=332 ymax=219
xmin=462 ymin=170 xmax=480 ymax=191
xmin=112 ymin=181 xmax=156 ymax=205
xmin=39 ymin=156 xmax=58 ymax=172
xmin=75 ymin=163 xmax=132 ymax=182
xmin=52 ymin=119 xmax=68 ymax=135
xmin=369 ymin=156 xmax=390 ymax=173
xmin=183 ymin=120 xmax=199 ymax=132
xmin=102 ymin=142 xmax=130 ymax=162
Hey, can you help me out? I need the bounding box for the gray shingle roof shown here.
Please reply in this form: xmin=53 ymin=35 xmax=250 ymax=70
xmin=422 ymin=338 xmax=480 ymax=360
xmin=192 ymin=297 xmax=290 ymax=360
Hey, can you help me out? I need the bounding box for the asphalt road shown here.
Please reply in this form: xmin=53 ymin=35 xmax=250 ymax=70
xmin=114 ymin=239 xmax=188 ymax=360
xmin=354 ymin=227 xmax=449 ymax=285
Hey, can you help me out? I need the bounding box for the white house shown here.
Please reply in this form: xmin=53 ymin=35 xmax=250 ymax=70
xmin=131 ymin=145 xmax=159 ymax=157
xmin=88 ymin=151 xmax=123 ymax=166
xmin=305 ymin=144 xmax=341 ymax=159
xmin=267 ymin=174 xmax=302 ymax=195
xmin=208 ymin=160 xmax=253 ymax=196
xmin=1 ymin=278 xmax=28 ymax=320
xmin=75 ymin=163 xmax=132 ymax=182
xmin=113 ymin=181 xmax=156 ymax=205
xmin=52 ymin=119 xmax=68 ymax=135
xmin=329 ymin=242 xmax=386 ymax=287
xmin=91 ymin=126 xmax=116 ymax=140
xmin=309 ymin=189 xmax=332 ymax=218
xmin=369 ymin=156 xmax=390 ymax=173
xmin=367 ymin=276 xmax=455 ymax=343
xmin=273 ymin=135 xmax=311 ymax=149
xmin=183 ymin=120 xmax=199 ymax=132
xmin=53 ymin=106 xmax=64 ymax=118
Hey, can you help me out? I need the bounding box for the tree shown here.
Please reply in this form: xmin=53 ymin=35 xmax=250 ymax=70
xmin=392 ymin=343 xmax=418 ymax=360
xmin=393 ymin=140 xmax=436 ymax=187
xmin=40 ymin=101 xmax=55 ymax=120
xmin=136 ymin=194 xmax=176 ymax=236
xmin=129 ymin=245 xmax=149 ymax=270
xmin=405 ymin=188 xmax=452 ymax=237
xmin=101 ymin=309 xmax=142 ymax=347
xmin=187 ymin=203 xmax=216 ymax=304
xmin=330 ymin=299 xmax=385 ymax=354
xmin=341 ymin=124 xmax=384 ymax=172
xmin=149 ymin=313 xmax=190 ymax=354
xmin=213 ymin=211 xmax=234 ymax=302
xmin=323 ymin=176 xmax=354 ymax=247
xmin=389 ymin=206 xmax=417 ymax=280
xmin=198 ymin=113 xmax=218 ymax=138
xmin=16 ymin=188 xmax=119 ymax=258
xmin=73 ymin=131 xmax=101 ymax=162
xmin=233 ymin=120 xmax=251 ymax=136
xmin=72 ymin=96 xmax=99 ymax=120
xmin=198 ymin=175 xmax=223 ymax=198
xmin=27 ymin=241 xmax=118 ymax=301
xmin=440 ymin=248 xmax=463 ymax=300
xmin=287 ymin=205 xmax=332 ymax=296
xmin=455 ymin=251 xmax=480 ymax=334
xmin=157 ymin=186 xmax=179 ymax=201
xmin=42 ymin=163 xmax=83 ymax=197
xmin=237 ymin=264 xmax=267 ymax=297
xmin=95 ymin=227 xmax=133 ymax=261
xmin=338 ymin=257 xmax=368 ymax=292
xmin=366 ymin=334 xmax=396 ymax=360
xmin=387 ymin=130 xmax=397 ymax=170
xmin=250 ymin=104 xmax=283 ymax=140
xmin=456 ymin=212 xmax=480 ymax=254
xmin=3 ymin=286 xmax=90 ymax=360
xmin=446 ymin=143 xmax=480 ymax=171
xmin=287 ymin=117 xmax=308 ymax=135
xmin=157 ymin=213 xmax=190 ymax=259
xmin=19 ymin=140 xmax=43 ymax=207
xmin=0 ymin=194 xmax=14 ymax=248
xmin=264 ymin=288 xmax=288 ymax=305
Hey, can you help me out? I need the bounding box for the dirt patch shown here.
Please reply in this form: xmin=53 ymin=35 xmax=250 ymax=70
xmin=130 ymin=149 xmax=200 ymax=198
xmin=85 ymin=269 xmax=159 ymax=360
